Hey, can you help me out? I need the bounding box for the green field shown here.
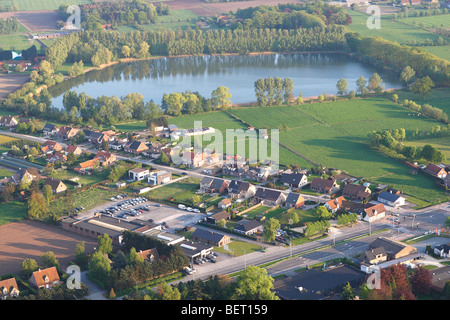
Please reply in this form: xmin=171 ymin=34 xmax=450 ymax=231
xmin=0 ymin=201 xmax=27 ymax=225
xmin=393 ymin=87 xmax=450 ymax=115
xmin=0 ymin=167 xmax=15 ymax=176
xmin=397 ymin=14 xmax=450 ymax=29
xmin=404 ymin=137 xmax=450 ymax=159
xmin=214 ymin=240 xmax=261 ymax=256
xmin=420 ymin=45 xmax=450 ymax=62
xmin=13 ymin=0 xmax=91 ymax=11
xmin=155 ymin=9 xmax=198 ymax=24
xmin=145 ymin=177 xmax=202 ymax=202
xmin=0 ymin=34 xmax=35 ymax=51
xmin=346 ymin=9 xmax=450 ymax=50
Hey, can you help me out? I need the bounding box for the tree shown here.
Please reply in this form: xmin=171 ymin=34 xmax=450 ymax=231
xmin=129 ymin=247 xmax=144 ymax=265
xmin=410 ymin=76 xmax=434 ymax=100
xmin=368 ymin=73 xmax=384 ymax=93
xmin=280 ymin=209 xmax=299 ymax=225
xmin=41 ymin=251 xmax=59 ymax=269
xmin=88 ymin=251 xmax=111 ymax=283
xmin=356 ymin=76 xmax=367 ymax=95
xmin=97 ymin=234 xmax=112 ymax=255
xmin=75 ymin=241 xmax=89 ymax=267
xmin=233 ymin=265 xmax=279 ymax=300
xmin=400 ymin=66 xmax=415 ymax=86
xmin=315 ymin=206 xmax=332 ymax=219
xmin=282 ymin=78 xmax=294 ymax=104
xmin=157 ymin=282 xmax=181 ymax=300
xmin=336 ymin=78 xmax=348 ymax=96
xmin=42 ymin=184 xmax=53 ymax=205
xmin=102 ymin=138 xmax=109 ymax=152
xmin=27 ymin=191 xmax=47 ymax=220
xmin=263 ymin=218 xmax=280 ymax=243
xmin=341 ymin=282 xmax=355 ymax=300
xmin=402 ymin=145 xmax=418 ymax=161
xmin=211 ymin=86 xmax=232 ymax=110
xmin=21 ymin=258 xmax=38 ymax=278
xmin=122 ymin=45 xmax=131 ymax=58
xmin=216 ymin=219 xmax=227 ymax=228
xmin=410 ymin=266 xmax=432 ymax=295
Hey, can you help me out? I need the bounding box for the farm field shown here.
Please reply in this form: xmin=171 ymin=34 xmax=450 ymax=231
xmin=393 ymin=87 xmax=450 ymax=115
xmin=12 ymin=0 xmax=91 ymax=11
xmin=0 ymin=33 xmax=34 ymax=51
xmin=403 ymin=137 xmax=450 ymax=159
xmin=346 ymin=9 xmax=449 ymax=51
xmin=0 ymin=201 xmax=26 ymax=225
xmin=227 ymin=97 xmax=448 ymax=202
xmin=396 ymin=14 xmax=450 ymax=29
xmin=421 ymin=45 xmax=450 ymax=62
xmin=0 ymin=133 xmax=19 ymax=145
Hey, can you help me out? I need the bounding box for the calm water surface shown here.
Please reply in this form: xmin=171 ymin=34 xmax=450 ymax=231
xmin=49 ymin=53 xmax=401 ymax=108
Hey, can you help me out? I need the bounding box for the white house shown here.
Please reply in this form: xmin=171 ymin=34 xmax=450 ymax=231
xmin=377 ymin=191 xmax=406 ymax=207
xmin=128 ymin=168 xmax=150 ymax=181
xmin=363 ymin=203 xmax=387 ymax=223
xmin=434 ymin=243 xmax=450 ymax=258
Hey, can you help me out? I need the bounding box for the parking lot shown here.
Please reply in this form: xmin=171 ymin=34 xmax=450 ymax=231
xmin=77 ymin=194 xmax=205 ymax=233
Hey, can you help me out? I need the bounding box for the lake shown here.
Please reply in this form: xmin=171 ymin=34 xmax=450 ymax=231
xmin=49 ymin=53 xmax=402 ymax=108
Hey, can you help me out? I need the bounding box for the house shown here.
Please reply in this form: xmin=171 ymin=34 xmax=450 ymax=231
xmin=234 ymin=220 xmax=263 ymax=235
xmin=253 ymin=188 xmax=286 ymax=207
xmin=284 ymin=192 xmax=305 ymax=209
xmin=434 ymin=243 xmax=450 ymax=258
xmin=222 ymin=163 xmax=248 ymax=178
xmin=42 ymin=140 xmax=63 ymax=152
xmin=227 ymin=180 xmax=256 ymax=200
xmin=361 ymin=247 xmax=388 ymax=265
xmin=109 ymin=140 xmax=124 ymax=151
xmin=199 ymin=177 xmax=228 ymax=194
xmin=368 ymin=237 xmax=417 ymax=261
xmin=58 ymin=126 xmax=80 ymax=140
xmin=324 ymin=196 xmax=346 ymax=213
xmin=95 ymin=151 xmax=116 ymax=167
xmin=342 ymin=183 xmax=371 ymax=201
xmin=148 ymin=170 xmax=172 ymax=185
xmin=29 ymin=267 xmax=61 ymax=289
xmin=137 ymin=248 xmax=159 ymax=263
xmin=124 ymin=140 xmax=148 ymax=155
xmin=10 ymin=167 xmax=41 ymax=185
xmin=182 ymin=151 xmax=206 ymax=168
xmin=363 ymin=203 xmax=387 ymax=222
xmin=310 ymin=178 xmax=339 ymax=195
xmin=246 ymin=165 xmax=276 ymax=182
xmin=207 ymin=211 xmax=231 ymax=224
xmin=0 ymin=277 xmax=19 ymax=300
xmin=43 ymin=178 xmax=67 ymax=194
xmin=0 ymin=115 xmax=18 ymax=127
xmin=42 ymin=123 xmax=59 ymax=136
xmin=74 ymin=158 xmax=100 ymax=172
xmin=425 ymin=163 xmax=447 ymax=179
xmin=218 ymin=198 xmax=232 ymax=209
xmin=191 ymin=228 xmax=231 ymax=247
xmin=46 ymin=152 xmax=67 ymax=163
xmin=409 ymin=0 xmax=421 ymax=5
xmin=444 ymin=175 xmax=450 ymax=187
xmin=377 ymin=191 xmax=406 ymax=207
xmin=280 ymin=172 xmax=308 ymax=188
xmin=65 ymin=145 xmax=82 ymax=156
xmin=129 ymin=168 xmax=150 ymax=181
xmin=88 ymin=131 xmax=109 ymax=146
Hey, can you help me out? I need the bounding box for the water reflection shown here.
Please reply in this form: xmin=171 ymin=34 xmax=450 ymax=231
xmin=49 ymin=53 xmax=401 ymax=108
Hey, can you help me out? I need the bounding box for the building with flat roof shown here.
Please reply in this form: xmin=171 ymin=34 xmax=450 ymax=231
xmin=178 ymin=240 xmax=214 ymax=260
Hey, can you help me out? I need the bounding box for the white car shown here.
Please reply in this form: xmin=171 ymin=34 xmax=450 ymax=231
xmin=186 ymin=207 xmax=193 ymax=212
xmin=178 ymin=204 xmax=186 ymax=210
xmin=193 ymin=209 xmax=200 ymax=213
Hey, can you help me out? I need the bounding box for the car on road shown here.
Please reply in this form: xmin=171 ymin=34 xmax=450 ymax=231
xmin=193 ymin=208 xmax=200 ymax=213
xmin=187 ymin=207 xmax=193 ymax=212
xmin=183 ymin=267 xmax=196 ymax=275
xmin=178 ymin=204 xmax=186 ymax=210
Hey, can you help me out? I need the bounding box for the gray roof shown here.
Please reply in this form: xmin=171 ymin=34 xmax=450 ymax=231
xmin=192 ymin=228 xmax=228 ymax=243
xmin=280 ymin=173 xmax=306 ymax=186
xmin=234 ymin=220 xmax=262 ymax=232
xmin=285 ymin=192 xmax=302 ymax=205
xmin=378 ymin=191 xmax=403 ymax=202
xmin=254 ymin=188 xmax=283 ymax=202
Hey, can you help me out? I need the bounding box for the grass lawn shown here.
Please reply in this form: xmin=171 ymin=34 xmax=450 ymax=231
xmin=0 ymin=134 xmax=19 ymax=145
xmin=214 ymin=240 xmax=261 ymax=256
xmin=0 ymin=167 xmax=15 ymax=177
xmin=393 ymin=87 xmax=450 ymax=115
xmin=396 ymin=14 xmax=450 ymax=30
xmin=51 ymin=169 xmax=110 ymax=187
xmin=420 ymin=45 xmax=450 ymax=62
xmin=0 ymin=201 xmax=27 ymax=225
xmin=242 ymin=205 xmax=270 ymax=219
xmin=0 ymin=34 xmax=41 ymax=52
xmin=14 ymin=0 xmax=91 ymax=10
xmin=403 ymin=137 xmax=450 ymax=159
xmin=48 ymin=187 xmax=119 ymax=216
xmin=145 ymin=177 xmax=201 ymax=203
xmin=155 ymin=9 xmax=198 ymax=24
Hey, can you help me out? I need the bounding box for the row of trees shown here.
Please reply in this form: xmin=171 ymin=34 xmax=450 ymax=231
xmin=254 ymin=77 xmax=294 ymax=106
xmin=368 ymin=129 xmax=446 ymax=163
xmin=0 ymin=17 xmax=19 ymax=34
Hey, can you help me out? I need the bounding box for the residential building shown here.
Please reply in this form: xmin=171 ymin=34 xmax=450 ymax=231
xmin=0 ymin=277 xmax=19 ymax=300
xmin=108 ymin=140 xmax=124 ymax=151
xmin=342 ymin=183 xmax=371 ymax=201
xmin=252 ymin=188 xmax=286 ymax=207
xmin=129 ymin=167 xmax=150 ymax=181
xmin=191 ymin=228 xmax=231 ymax=247
xmin=88 ymin=131 xmax=109 ymax=146
xmin=43 ymin=178 xmax=67 ymax=194
xmin=222 ymin=163 xmax=248 ymax=178
xmin=361 ymin=247 xmax=388 ymax=265
xmin=377 ymin=191 xmax=406 ymax=207
xmin=29 ymin=267 xmax=61 ymax=289
xmin=42 ymin=123 xmax=58 ymax=136
xmin=425 ymin=163 xmax=447 ymax=179
xmin=45 ymin=152 xmax=67 ymax=163
xmin=58 ymin=126 xmax=80 ymax=140
xmin=65 ymin=145 xmax=82 ymax=156
xmin=234 ymin=220 xmax=263 ymax=235
xmin=218 ymin=198 xmax=232 ymax=209
xmin=246 ymin=165 xmax=277 ymax=182
xmin=182 ymin=151 xmax=206 ymax=168
xmin=324 ymin=196 xmax=346 ymax=213
xmin=444 ymin=175 xmax=450 ymax=187
xmin=199 ymin=177 xmax=228 ymax=194
xmin=310 ymin=178 xmax=340 ymax=195
xmin=74 ymin=158 xmax=100 ymax=172
xmin=206 ymin=211 xmax=232 ymax=224
xmin=10 ymin=167 xmax=41 ymax=186
xmin=95 ymin=151 xmax=116 ymax=167
xmin=42 ymin=140 xmax=63 ymax=152
xmin=0 ymin=115 xmax=18 ymax=127
xmin=137 ymin=248 xmax=159 ymax=263
xmin=284 ymin=192 xmax=305 ymax=209
xmin=434 ymin=243 xmax=450 ymax=258
xmin=124 ymin=140 xmax=148 ymax=155
xmin=227 ymin=180 xmax=256 ymax=200
xmin=280 ymin=172 xmax=308 ymax=188
xmin=362 ymin=203 xmax=387 ymax=222
xmin=148 ymin=170 xmax=172 ymax=185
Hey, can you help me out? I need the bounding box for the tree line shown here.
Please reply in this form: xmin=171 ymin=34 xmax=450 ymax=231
xmin=0 ymin=17 xmax=19 ymax=34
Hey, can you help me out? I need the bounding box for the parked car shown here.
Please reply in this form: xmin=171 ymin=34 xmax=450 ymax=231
xmin=178 ymin=204 xmax=186 ymax=210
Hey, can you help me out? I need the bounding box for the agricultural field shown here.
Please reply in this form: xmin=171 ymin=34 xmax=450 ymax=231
xmin=345 ymin=9 xmax=449 ymax=52
xmin=404 ymin=138 xmax=450 ymax=159
xmin=0 ymin=133 xmax=18 ymax=145
xmin=393 ymin=87 xmax=450 ymax=115
xmin=0 ymin=201 xmax=27 ymax=225
xmin=396 ymin=14 xmax=450 ymax=30
xmin=0 ymin=33 xmax=35 ymax=51
xmin=11 ymin=0 xmax=91 ymax=11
